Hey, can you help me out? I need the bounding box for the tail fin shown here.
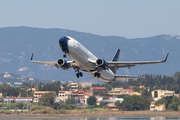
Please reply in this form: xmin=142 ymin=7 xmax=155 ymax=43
xmin=110 ymin=49 xmax=120 ymax=74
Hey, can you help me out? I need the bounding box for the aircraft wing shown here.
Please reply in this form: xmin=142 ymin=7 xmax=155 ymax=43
xmin=31 ymin=60 xmax=57 ymax=66
xmin=30 ymin=53 xmax=78 ymax=69
xmin=107 ymin=53 xmax=169 ymax=69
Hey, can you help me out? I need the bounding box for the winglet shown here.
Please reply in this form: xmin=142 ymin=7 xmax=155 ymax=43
xmin=31 ymin=53 xmax=34 ymax=61
xmin=163 ymin=53 xmax=169 ymax=62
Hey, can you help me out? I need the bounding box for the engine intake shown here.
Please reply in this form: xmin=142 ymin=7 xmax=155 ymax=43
xmin=96 ymin=58 xmax=107 ymax=68
xmin=57 ymin=58 xmax=69 ymax=69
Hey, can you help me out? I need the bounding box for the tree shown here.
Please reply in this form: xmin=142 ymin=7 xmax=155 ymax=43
xmin=121 ymin=95 xmax=150 ymax=111
xmin=87 ymin=96 xmax=96 ymax=106
xmin=62 ymin=82 xmax=68 ymax=91
xmin=114 ymin=101 xmax=121 ymax=110
xmin=155 ymin=98 xmax=168 ymax=107
xmin=66 ymin=96 xmax=76 ymax=105
xmin=174 ymin=71 xmax=180 ymax=80
xmin=59 ymin=101 xmax=66 ymax=109
xmin=133 ymin=86 xmax=141 ymax=92
xmin=171 ymin=96 xmax=180 ymax=111
xmin=39 ymin=92 xmax=55 ymax=107
xmin=53 ymin=103 xmax=60 ymax=110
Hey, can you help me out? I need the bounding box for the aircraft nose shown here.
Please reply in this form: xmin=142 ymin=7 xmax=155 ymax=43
xmin=59 ymin=36 xmax=70 ymax=54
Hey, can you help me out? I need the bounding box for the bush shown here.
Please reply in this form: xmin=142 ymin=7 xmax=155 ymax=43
xmin=172 ymin=103 xmax=179 ymax=111
xmin=14 ymin=110 xmax=19 ymax=114
xmin=31 ymin=105 xmax=45 ymax=111
xmin=23 ymin=111 xmax=29 ymax=114
xmin=58 ymin=110 xmax=67 ymax=114
xmin=86 ymin=105 xmax=95 ymax=109
xmin=3 ymin=110 xmax=12 ymax=115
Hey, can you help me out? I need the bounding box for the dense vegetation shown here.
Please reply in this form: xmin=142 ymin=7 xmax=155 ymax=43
xmin=0 ymin=71 xmax=180 ymax=111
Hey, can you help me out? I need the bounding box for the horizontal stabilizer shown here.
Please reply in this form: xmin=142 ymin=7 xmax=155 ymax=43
xmin=115 ymin=75 xmax=143 ymax=79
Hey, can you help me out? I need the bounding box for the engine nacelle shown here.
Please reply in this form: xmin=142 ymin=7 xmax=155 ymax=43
xmin=96 ymin=58 xmax=107 ymax=68
xmin=57 ymin=58 xmax=69 ymax=69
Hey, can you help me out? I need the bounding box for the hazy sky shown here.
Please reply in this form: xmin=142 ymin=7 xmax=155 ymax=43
xmin=0 ymin=0 xmax=180 ymax=38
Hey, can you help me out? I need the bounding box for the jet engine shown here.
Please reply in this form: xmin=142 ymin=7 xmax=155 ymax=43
xmin=96 ymin=58 xmax=107 ymax=68
xmin=57 ymin=58 xmax=69 ymax=69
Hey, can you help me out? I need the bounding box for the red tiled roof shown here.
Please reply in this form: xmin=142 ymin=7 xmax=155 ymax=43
xmin=16 ymin=97 xmax=33 ymax=99
xmin=93 ymin=87 xmax=105 ymax=90
xmin=59 ymin=91 xmax=65 ymax=93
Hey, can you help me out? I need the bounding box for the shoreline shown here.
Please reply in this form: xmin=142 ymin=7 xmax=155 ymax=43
xmin=0 ymin=110 xmax=180 ymax=118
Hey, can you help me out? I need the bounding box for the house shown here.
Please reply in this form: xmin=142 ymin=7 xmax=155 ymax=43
xmin=33 ymin=91 xmax=56 ymax=102
xmin=108 ymin=88 xmax=123 ymax=97
xmin=85 ymin=89 xmax=93 ymax=96
xmin=152 ymin=90 xmax=175 ymax=99
xmin=132 ymin=92 xmax=141 ymax=96
xmin=107 ymin=103 xmax=118 ymax=110
xmin=58 ymin=91 xmax=65 ymax=97
xmin=4 ymin=97 xmax=33 ymax=103
xmin=15 ymin=97 xmax=33 ymax=103
xmin=69 ymin=89 xmax=78 ymax=92
xmin=68 ymin=82 xmax=78 ymax=89
xmin=100 ymin=98 xmax=124 ymax=104
xmin=95 ymin=95 xmax=103 ymax=105
xmin=150 ymin=101 xmax=165 ymax=111
xmin=4 ymin=97 xmax=15 ymax=103
xmin=71 ymin=90 xmax=85 ymax=103
xmin=92 ymin=87 xmax=105 ymax=93
xmin=56 ymin=91 xmax=72 ymax=102
xmin=123 ymin=89 xmax=133 ymax=95
xmin=27 ymin=88 xmax=36 ymax=91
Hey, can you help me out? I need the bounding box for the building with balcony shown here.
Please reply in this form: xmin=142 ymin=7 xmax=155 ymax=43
xmin=108 ymin=88 xmax=123 ymax=97
xmin=152 ymin=90 xmax=175 ymax=98
xmin=123 ymin=89 xmax=133 ymax=95
xmin=92 ymin=87 xmax=105 ymax=93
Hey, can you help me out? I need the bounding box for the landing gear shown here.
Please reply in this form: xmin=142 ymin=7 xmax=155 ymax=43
xmin=75 ymin=68 xmax=83 ymax=78
xmin=76 ymin=72 xmax=83 ymax=78
xmin=94 ymin=72 xmax=100 ymax=78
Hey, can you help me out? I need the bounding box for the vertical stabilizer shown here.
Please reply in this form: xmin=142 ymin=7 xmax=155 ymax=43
xmin=110 ymin=49 xmax=120 ymax=74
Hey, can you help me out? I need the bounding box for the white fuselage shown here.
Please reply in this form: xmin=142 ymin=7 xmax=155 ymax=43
xmin=66 ymin=37 xmax=115 ymax=82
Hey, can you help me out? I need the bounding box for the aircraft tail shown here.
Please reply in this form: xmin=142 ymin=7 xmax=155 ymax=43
xmin=110 ymin=49 xmax=120 ymax=74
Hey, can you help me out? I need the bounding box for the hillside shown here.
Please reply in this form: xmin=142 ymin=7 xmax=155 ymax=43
xmin=0 ymin=26 xmax=179 ymax=82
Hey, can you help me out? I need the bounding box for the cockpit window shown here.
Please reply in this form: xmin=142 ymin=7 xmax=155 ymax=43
xmin=61 ymin=36 xmax=70 ymax=40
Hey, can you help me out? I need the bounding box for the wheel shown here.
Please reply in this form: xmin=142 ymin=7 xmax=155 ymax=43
xmin=97 ymin=73 xmax=100 ymax=78
xmin=79 ymin=72 xmax=83 ymax=77
xmin=76 ymin=73 xmax=79 ymax=78
xmin=94 ymin=72 xmax=97 ymax=77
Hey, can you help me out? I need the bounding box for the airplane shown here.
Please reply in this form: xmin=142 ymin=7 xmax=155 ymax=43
xmin=30 ymin=36 xmax=169 ymax=83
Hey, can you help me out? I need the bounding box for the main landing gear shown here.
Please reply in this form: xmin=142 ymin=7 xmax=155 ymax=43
xmin=75 ymin=68 xmax=83 ymax=78
xmin=94 ymin=72 xmax=100 ymax=78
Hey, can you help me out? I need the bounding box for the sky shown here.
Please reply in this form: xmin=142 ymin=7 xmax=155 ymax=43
xmin=0 ymin=0 xmax=180 ymax=39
